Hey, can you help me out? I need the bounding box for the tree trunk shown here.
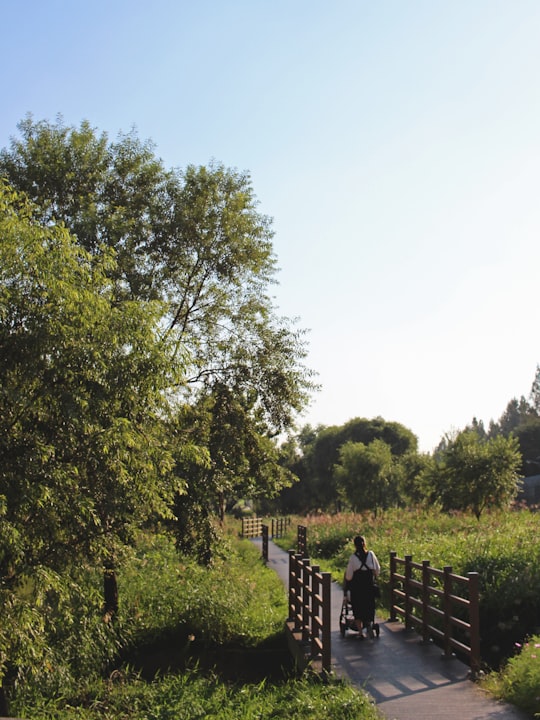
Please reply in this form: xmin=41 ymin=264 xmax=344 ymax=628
xmin=0 ymin=684 xmax=9 ymax=717
xmin=103 ymin=564 xmax=118 ymax=621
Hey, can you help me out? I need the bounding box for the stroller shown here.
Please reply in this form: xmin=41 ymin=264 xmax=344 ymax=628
xmin=339 ymin=577 xmax=380 ymax=639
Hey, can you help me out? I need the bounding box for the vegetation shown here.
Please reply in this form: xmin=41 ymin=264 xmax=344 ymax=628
xmin=0 ymin=116 xmax=315 ymax=708
xmin=274 ymin=417 xmax=522 ymax=519
xmin=9 ymin=532 xmax=379 ymax=720
xmin=482 ymin=635 xmax=540 ymax=718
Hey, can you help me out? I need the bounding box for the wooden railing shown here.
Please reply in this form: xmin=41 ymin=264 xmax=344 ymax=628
xmin=242 ymin=516 xmax=291 ymax=539
xmin=241 ymin=516 xmax=263 ymax=538
xmin=390 ymin=552 xmax=480 ymax=678
xmin=272 ymin=516 xmax=291 ymax=538
xmin=286 ymin=551 xmax=332 ymax=673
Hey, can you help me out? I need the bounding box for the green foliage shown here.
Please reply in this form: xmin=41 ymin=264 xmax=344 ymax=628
xmin=0 ymin=116 xmax=315 ymax=601
xmin=481 ymin=635 xmax=540 ymax=718
xmin=279 ymin=418 xmax=420 ymax=514
xmin=425 ymin=431 xmax=522 ymax=518
xmin=0 ymin=115 xmax=316 ymax=439
xmin=335 ymin=439 xmax=396 ymax=512
xmin=172 ymin=385 xmax=296 ymax=561
xmin=0 ymin=181 xmax=184 ymax=687
xmin=118 ymin=532 xmax=288 ymax=648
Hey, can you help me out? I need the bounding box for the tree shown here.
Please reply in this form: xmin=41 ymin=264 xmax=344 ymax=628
xmin=172 ymin=383 xmax=296 ymax=562
xmin=277 ymin=417 xmax=418 ymax=513
xmin=514 ymin=419 xmax=540 ymax=476
xmin=334 ymin=439 xmax=396 ymax=513
xmin=428 ymin=431 xmax=522 ymax=519
xmin=0 ymin=181 xmax=183 ymax=697
xmin=0 ymin=116 xmax=315 ymax=439
xmin=491 ymin=397 xmax=535 ymax=437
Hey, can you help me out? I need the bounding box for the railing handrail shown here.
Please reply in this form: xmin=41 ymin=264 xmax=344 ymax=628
xmin=288 ymin=550 xmax=332 ymax=673
xmin=390 ymin=551 xmax=480 ymax=678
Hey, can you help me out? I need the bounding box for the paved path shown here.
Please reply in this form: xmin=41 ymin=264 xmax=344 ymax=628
xmin=255 ymin=538 xmax=530 ymax=720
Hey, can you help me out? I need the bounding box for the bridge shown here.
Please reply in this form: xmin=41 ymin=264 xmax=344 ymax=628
xmin=254 ymin=537 xmax=528 ymax=720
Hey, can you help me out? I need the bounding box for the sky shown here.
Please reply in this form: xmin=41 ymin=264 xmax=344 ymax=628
xmin=3 ymin=0 xmax=540 ymax=452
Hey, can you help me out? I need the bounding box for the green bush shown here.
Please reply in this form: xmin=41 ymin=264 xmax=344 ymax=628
xmin=481 ymin=635 xmax=540 ymax=717
xmin=15 ymin=670 xmax=381 ymax=719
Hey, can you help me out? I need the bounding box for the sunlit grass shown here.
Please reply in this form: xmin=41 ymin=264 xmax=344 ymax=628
xmin=16 ymin=670 xmax=381 ymax=719
xmin=480 ymin=635 xmax=540 ymax=718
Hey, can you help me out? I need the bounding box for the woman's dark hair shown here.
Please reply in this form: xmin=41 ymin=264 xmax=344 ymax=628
xmin=354 ymin=535 xmax=366 ymax=552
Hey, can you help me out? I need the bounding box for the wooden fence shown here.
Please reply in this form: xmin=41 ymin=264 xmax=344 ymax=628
xmin=241 ymin=516 xmax=291 ymax=539
xmin=286 ymin=551 xmax=332 ymax=674
xmin=389 ymin=551 xmax=481 ymax=678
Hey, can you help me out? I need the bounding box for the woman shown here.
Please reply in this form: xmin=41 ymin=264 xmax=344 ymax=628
xmin=345 ymin=535 xmax=381 ymax=638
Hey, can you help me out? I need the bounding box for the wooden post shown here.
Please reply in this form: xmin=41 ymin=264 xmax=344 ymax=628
xmin=321 ymin=571 xmax=332 ymax=673
xmin=468 ymin=572 xmax=481 ymax=678
xmin=261 ymin=524 xmax=269 ymax=562
xmin=297 ymin=525 xmax=307 ymax=556
xmin=422 ymin=560 xmax=431 ymax=643
xmin=301 ymin=558 xmax=311 ymax=643
xmin=443 ymin=566 xmax=453 ymax=658
xmin=389 ymin=551 xmax=397 ymax=621
xmin=404 ymin=555 xmax=413 ymax=630
xmin=311 ymin=564 xmax=321 ymax=661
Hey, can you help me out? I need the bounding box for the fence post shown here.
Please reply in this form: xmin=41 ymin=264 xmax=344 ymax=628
xmin=321 ymin=571 xmax=332 ymax=673
xmin=311 ymin=564 xmax=321 ymax=663
xmin=422 ymin=560 xmax=430 ymax=643
xmin=468 ymin=572 xmax=481 ymax=678
xmin=261 ymin=524 xmax=269 ymax=562
xmin=389 ymin=551 xmax=397 ymax=620
xmin=297 ymin=525 xmax=307 ymax=556
xmin=404 ymin=555 xmax=413 ymax=630
xmin=443 ymin=566 xmax=453 ymax=658
xmin=301 ymin=558 xmax=311 ymax=643
xmin=288 ymin=550 xmax=301 ymax=627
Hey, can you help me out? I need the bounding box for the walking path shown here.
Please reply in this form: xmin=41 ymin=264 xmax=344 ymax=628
xmin=255 ymin=538 xmax=529 ymax=720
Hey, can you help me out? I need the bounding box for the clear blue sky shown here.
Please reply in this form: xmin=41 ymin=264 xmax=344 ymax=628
xmin=3 ymin=0 xmax=540 ymax=451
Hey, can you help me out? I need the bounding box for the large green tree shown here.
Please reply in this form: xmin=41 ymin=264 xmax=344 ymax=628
xmin=0 ymin=116 xmax=314 ymax=438
xmin=278 ymin=417 xmax=419 ymax=513
xmin=172 ymin=383 xmax=296 ymax=562
xmin=426 ymin=430 xmax=522 ymax=519
xmin=0 ymin=115 xmax=315 ymax=569
xmin=0 ymin=181 xmax=184 ymax=700
xmin=334 ymin=438 xmax=397 ymax=513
